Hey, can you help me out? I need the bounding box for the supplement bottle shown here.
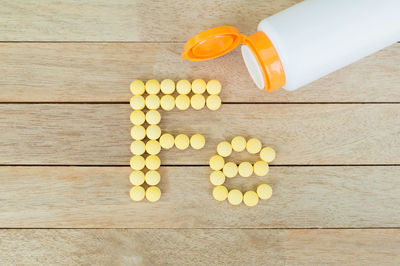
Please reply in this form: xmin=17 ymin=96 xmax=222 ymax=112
xmin=182 ymin=0 xmax=400 ymax=92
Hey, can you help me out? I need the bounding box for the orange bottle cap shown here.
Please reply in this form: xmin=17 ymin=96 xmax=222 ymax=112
xmin=182 ymin=26 xmax=244 ymax=61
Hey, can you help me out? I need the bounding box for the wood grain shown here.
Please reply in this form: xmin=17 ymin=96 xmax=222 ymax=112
xmin=0 ymin=104 xmax=398 ymax=165
xmin=0 ymin=0 xmax=299 ymax=41
xmin=1 ymin=229 xmax=399 ymax=265
xmin=0 ymin=43 xmax=399 ymax=102
xmin=0 ymin=166 xmax=399 ymax=228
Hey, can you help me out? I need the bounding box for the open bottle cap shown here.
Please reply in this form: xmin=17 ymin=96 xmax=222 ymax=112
xmin=181 ymin=26 xmax=244 ymax=61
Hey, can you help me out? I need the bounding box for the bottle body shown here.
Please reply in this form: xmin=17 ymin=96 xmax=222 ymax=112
xmin=242 ymin=0 xmax=400 ymax=91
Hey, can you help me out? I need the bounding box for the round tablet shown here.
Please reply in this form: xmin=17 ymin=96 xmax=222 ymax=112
xmin=191 ymin=94 xmax=206 ymax=110
xmin=223 ymin=162 xmax=238 ymax=178
xmin=217 ymin=141 xmax=232 ymax=157
xmin=130 ymin=80 xmax=145 ymax=95
xmin=231 ymin=136 xmax=246 ymax=152
xmin=206 ymin=95 xmax=222 ymax=111
xmin=238 ymin=162 xmax=253 ymax=177
xmin=145 ymin=139 xmax=161 ymax=155
xmin=175 ymin=134 xmax=190 ymax=150
xmin=129 ymin=170 xmax=145 ymax=186
xmin=145 ymin=79 xmax=160 ymax=94
xmin=160 ymin=95 xmax=175 ymax=111
xmin=145 ymin=94 xmax=160 ymax=110
xmin=206 ymin=80 xmax=222 ymax=95
xmin=145 ymin=155 xmax=161 ymax=170
xmin=227 ymin=189 xmax=243 ymax=205
xmin=190 ymin=134 xmax=205 ymax=149
xmin=246 ymin=138 xmax=262 ymax=154
xmin=130 ymin=110 xmax=145 ymax=125
xmin=130 ymin=155 xmax=145 ymax=170
xmin=145 ymin=170 xmax=161 ymax=186
xmin=213 ymin=185 xmax=228 ymax=201
xmin=243 ymin=191 xmax=259 ymax=207
xmin=257 ymin=184 xmax=273 ymax=200
xmin=159 ymin=133 xmax=175 ymax=149
xmin=192 ymin=79 xmax=206 ymax=94
xmin=146 ymin=125 xmax=161 ymax=140
xmin=209 ymin=155 xmax=225 ymax=170
xmin=260 ymin=147 xmax=276 ymax=163
xmin=160 ymin=79 xmax=175 ymax=94
xmin=130 ymin=140 xmax=145 ymax=155
xmin=210 ymin=170 xmax=225 ymax=186
xmin=253 ymin=161 xmax=269 ymax=176
xmin=130 ymin=185 xmax=145 ymax=201
xmin=131 ymin=125 xmax=146 ymax=140
xmin=145 ymin=110 xmax=161 ymax=125
xmin=130 ymin=95 xmax=145 ymax=110
xmin=175 ymin=94 xmax=190 ymax=110
xmin=146 ymin=186 xmax=161 ymax=202
xmin=176 ymin=80 xmax=191 ymax=94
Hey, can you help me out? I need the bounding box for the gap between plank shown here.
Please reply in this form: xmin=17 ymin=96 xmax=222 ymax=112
xmin=0 ymin=227 xmax=398 ymax=230
xmin=0 ymin=164 xmax=399 ymax=167
xmin=0 ymin=102 xmax=399 ymax=104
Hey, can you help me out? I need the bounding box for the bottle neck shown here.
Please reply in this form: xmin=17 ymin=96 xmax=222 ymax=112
xmin=242 ymin=31 xmax=286 ymax=92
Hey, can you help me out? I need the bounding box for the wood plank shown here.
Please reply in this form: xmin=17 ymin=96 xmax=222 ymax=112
xmin=0 ymin=0 xmax=299 ymax=41
xmin=0 ymin=43 xmax=399 ymax=102
xmin=0 ymin=104 xmax=399 ymax=165
xmin=0 ymin=166 xmax=399 ymax=228
xmin=0 ymin=229 xmax=399 ymax=265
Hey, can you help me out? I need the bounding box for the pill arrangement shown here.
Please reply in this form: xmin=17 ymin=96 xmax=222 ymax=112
xmin=129 ymin=79 xmax=221 ymax=202
xmin=210 ymin=136 xmax=275 ymax=207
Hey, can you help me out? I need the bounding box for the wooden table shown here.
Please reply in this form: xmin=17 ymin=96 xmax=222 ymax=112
xmin=0 ymin=1 xmax=399 ymax=265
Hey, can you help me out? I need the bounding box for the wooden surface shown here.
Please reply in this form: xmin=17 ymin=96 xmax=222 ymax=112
xmin=1 ymin=0 xmax=399 ymax=265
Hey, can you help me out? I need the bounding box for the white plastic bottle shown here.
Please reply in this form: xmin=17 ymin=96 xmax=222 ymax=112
xmin=182 ymin=0 xmax=400 ymax=93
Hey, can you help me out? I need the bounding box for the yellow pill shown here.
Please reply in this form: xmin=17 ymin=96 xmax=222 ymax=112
xmin=238 ymin=162 xmax=253 ymax=177
xmin=145 ymin=170 xmax=161 ymax=186
xmin=206 ymin=80 xmax=222 ymax=95
xmin=160 ymin=79 xmax=175 ymax=94
xmin=191 ymin=94 xmax=206 ymax=110
xmin=145 ymin=139 xmax=161 ymax=155
xmin=131 ymin=125 xmax=146 ymax=140
xmin=217 ymin=141 xmax=232 ymax=157
xmin=130 ymin=185 xmax=145 ymax=201
xmin=159 ymin=133 xmax=175 ymax=149
xmin=206 ymin=95 xmax=222 ymax=111
xmin=243 ymin=191 xmax=259 ymax=207
xmin=176 ymin=80 xmax=191 ymax=94
xmin=130 ymin=95 xmax=145 ymax=110
xmin=223 ymin=162 xmax=238 ymax=178
xmin=260 ymin=147 xmax=276 ymax=163
xmin=160 ymin=95 xmax=175 ymax=111
xmin=257 ymin=184 xmax=273 ymax=200
xmin=145 ymin=79 xmax=160 ymax=94
xmin=146 ymin=186 xmax=161 ymax=202
xmin=209 ymin=155 xmax=225 ymax=170
xmin=130 ymin=80 xmax=145 ymax=95
xmin=190 ymin=134 xmax=205 ymax=149
xmin=253 ymin=161 xmax=269 ymax=176
xmin=228 ymin=189 xmax=243 ymax=205
xmin=175 ymin=94 xmax=190 ymax=110
xmin=231 ymin=136 xmax=246 ymax=152
xmin=146 ymin=124 xmax=161 ymax=140
xmin=210 ymin=170 xmax=225 ymax=186
xmin=146 ymin=110 xmax=161 ymax=125
xmin=145 ymin=155 xmax=161 ymax=170
xmin=130 ymin=155 xmax=145 ymax=170
xmin=246 ymin=138 xmax=262 ymax=154
xmin=130 ymin=110 xmax=145 ymax=125
xmin=145 ymin=94 xmax=160 ymax=110
xmin=129 ymin=170 xmax=145 ymax=186
xmin=130 ymin=140 xmax=145 ymax=155
xmin=175 ymin=134 xmax=190 ymax=150
xmin=192 ymin=79 xmax=207 ymax=94
xmin=213 ymin=185 xmax=228 ymax=201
